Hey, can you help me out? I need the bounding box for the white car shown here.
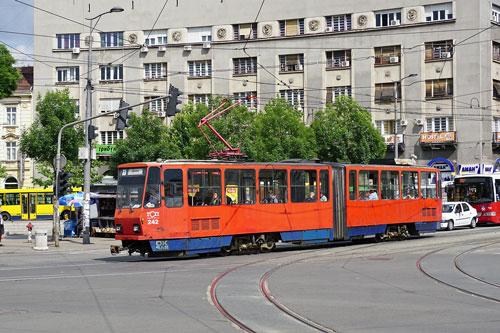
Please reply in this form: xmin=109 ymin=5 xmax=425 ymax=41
xmin=440 ymin=202 xmax=478 ymax=231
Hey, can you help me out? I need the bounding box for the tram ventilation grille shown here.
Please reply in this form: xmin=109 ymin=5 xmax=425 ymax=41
xmin=421 ymin=208 xmax=437 ymax=217
xmin=191 ymin=218 xmax=220 ymax=231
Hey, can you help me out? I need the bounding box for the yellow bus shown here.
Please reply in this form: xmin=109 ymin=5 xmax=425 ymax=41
xmin=0 ymin=188 xmax=76 ymax=221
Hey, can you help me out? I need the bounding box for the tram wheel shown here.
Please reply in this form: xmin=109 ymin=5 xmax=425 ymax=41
xmin=219 ymin=246 xmax=232 ymax=256
xmin=260 ymin=240 xmax=275 ymax=253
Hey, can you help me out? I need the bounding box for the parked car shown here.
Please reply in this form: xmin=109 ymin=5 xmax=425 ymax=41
xmin=440 ymin=202 xmax=478 ymax=231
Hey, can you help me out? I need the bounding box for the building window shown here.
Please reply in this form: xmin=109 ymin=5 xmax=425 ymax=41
xmin=188 ymin=60 xmax=212 ymax=77
xmin=100 ymin=32 xmax=124 ymax=48
xmin=72 ymin=99 xmax=80 ymax=118
xmin=99 ymin=98 xmax=121 ymax=114
xmin=100 ymin=131 xmax=124 ymax=145
xmin=326 ymin=86 xmax=351 ymax=103
xmin=280 ymin=89 xmax=304 ymax=107
xmin=425 ymin=79 xmax=453 ymax=98
xmin=494 ymin=80 xmax=500 ymax=99
xmin=425 ymin=117 xmax=454 ymax=132
xmin=374 ymin=45 xmax=401 ymax=65
xmin=375 ymin=9 xmax=402 ymax=27
xmin=375 ymin=83 xmax=400 ymax=103
xmin=144 ymin=30 xmax=167 ymax=45
xmin=425 ymin=41 xmax=453 ymax=61
xmin=6 ymin=142 xmax=16 ymax=161
xmin=187 ymin=27 xmax=212 ymax=43
xmin=100 ymin=65 xmax=123 ymax=81
xmin=233 ymin=92 xmax=257 ymax=108
xmin=233 ymin=57 xmax=257 ymax=75
xmin=326 ymin=14 xmax=352 ymax=32
xmin=188 ymin=94 xmax=210 ymax=106
xmin=56 ymin=67 xmax=79 ymax=83
xmin=326 ymin=50 xmax=351 ymax=68
xmin=144 ymin=63 xmax=166 ymax=80
xmin=233 ymin=23 xmax=257 ymax=40
xmin=493 ymin=117 xmax=500 ymax=132
xmin=145 ymin=96 xmax=166 ymax=112
xmin=493 ymin=42 xmax=500 ymax=62
xmin=425 ymin=3 xmax=453 ymax=22
xmin=376 ymin=120 xmax=402 ymax=136
xmin=279 ymin=54 xmax=304 ymax=72
xmin=6 ymin=107 xmax=16 ymax=125
xmin=56 ymin=34 xmax=80 ymax=49
xmin=279 ymin=19 xmax=305 ymax=36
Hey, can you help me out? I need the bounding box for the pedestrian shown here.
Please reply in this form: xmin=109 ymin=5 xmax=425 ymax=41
xmin=0 ymin=218 xmax=4 ymax=246
xmin=26 ymin=222 xmax=33 ymax=243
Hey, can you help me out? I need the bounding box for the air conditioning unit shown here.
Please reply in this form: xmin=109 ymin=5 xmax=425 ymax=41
xmin=202 ymin=42 xmax=211 ymax=49
xmin=158 ymin=111 xmax=166 ymax=117
xmin=295 ymin=64 xmax=303 ymax=71
xmin=390 ymin=19 xmax=401 ymax=26
xmin=72 ymin=47 xmax=80 ymax=54
xmin=325 ymin=27 xmax=333 ymax=32
xmin=184 ymin=45 xmax=192 ymax=51
xmin=340 ymin=60 xmax=350 ymax=67
xmin=415 ymin=119 xmax=424 ymax=126
xmin=389 ymin=56 xmax=399 ymax=63
xmin=140 ymin=46 xmax=149 ymax=53
xmin=159 ymin=45 xmax=167 ymax=52
xmin=441 ymin=52 xmax=452 ymax=58
xmin=400 ymin=119 xmax=408 ymax=126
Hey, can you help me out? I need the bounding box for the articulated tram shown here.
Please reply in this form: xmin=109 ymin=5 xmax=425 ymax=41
xmin=111 ymin=160 xmax=441 ymax=256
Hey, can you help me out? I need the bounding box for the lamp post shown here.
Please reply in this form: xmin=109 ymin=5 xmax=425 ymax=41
xmin=394 ymin=73 xmax=418 ymax=159
xmin=82 ymin=7 xmax=123 ymax=244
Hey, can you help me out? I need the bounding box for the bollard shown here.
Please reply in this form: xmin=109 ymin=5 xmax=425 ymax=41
xmin=33 ymin=230 xmax=49 ymax=251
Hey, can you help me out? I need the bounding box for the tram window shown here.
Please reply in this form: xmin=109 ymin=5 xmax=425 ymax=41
xmin=117 ymin=167 xmax=146 ymax=209
xmin=381 ymin=171 xmax=400 ymax=200
xmin=44 ymin=194 xmax=53 ymax=205
xmin=291 ymin=170 xmax=317 ymax=203
xmin=319 ymin=170 xmax=329 ymax=202
xmin=5 ymin=193 xmax=20 ymax=205
xmin=349 ymin=170 xmax=357 ymax=200
xmin=188 ymin=169 xmax=222 ymax=206
xmin=164 ymin=169 xmax=183 ymax=208
xmin=420 ymin=172 xmax=437 ymax=199
xmin=144 ymin=167 xmax=161 ymax=209
xmin=37 ymin=195 xmax=44 ymax=205
xmin=496 ymin=179 xmax=500 ymax=201
xmin=358 ymin=170 xmax=379 ymax=200
xmin=401 ymin=171 xmax=418 ymax=199
xmin=225 ymin=169 xmax=256 ymax=205
xmin=0 ymin=194 xmax=3 ymax=205
xmin=259 ymin=169 xmax=288 ymax=204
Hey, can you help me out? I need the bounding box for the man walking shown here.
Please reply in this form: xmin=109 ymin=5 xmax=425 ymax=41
xmin=27 ymin=222 xmax=33 ymax=243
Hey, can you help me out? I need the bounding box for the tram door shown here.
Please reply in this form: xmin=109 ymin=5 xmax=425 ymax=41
xmin=29 ymin=193 xmax=37 ymax=219
xmin=21 ymin=194 xmax=29 ymax=219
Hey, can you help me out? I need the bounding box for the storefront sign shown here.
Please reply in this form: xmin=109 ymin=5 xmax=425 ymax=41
xmin=383 ymin=134 xmax=403 ymax=144
xmin=96 ymin=145 xmax=116 ymax=154
xmin=420 ymin=131 xmax=455 ymax=143
xmin=458 ymin=163 xmax=494 ymax=175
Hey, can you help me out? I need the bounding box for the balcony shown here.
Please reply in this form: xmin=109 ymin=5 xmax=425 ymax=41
xmin=382 ymin=134 xmax=404 ymax=152
xmin=420 ymin=131 xmax=456 ymax=150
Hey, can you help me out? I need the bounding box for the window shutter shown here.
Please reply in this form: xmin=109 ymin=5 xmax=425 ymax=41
xmin=286 ymin=20 xmax=298 ymax=36
xmin=326 ymin=89 xmax=333 ymax=103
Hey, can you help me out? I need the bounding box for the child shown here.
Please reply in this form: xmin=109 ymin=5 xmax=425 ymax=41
xmin=27 ymin=222 xmax=33 ymax=243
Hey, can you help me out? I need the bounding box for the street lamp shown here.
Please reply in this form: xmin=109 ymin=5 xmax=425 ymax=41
xmin=82 ymin=7 xmax=123 ymax=244
xmin=394 ymin=73 xmax=418 ymax=159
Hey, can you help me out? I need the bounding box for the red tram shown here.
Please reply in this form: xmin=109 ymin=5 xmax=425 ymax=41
xmin=111 ymin=160 xmax=441 ymax=256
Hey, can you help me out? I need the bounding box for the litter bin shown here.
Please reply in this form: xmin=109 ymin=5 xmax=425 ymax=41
xmin=33 ymin=230 xmax=48 ymax=251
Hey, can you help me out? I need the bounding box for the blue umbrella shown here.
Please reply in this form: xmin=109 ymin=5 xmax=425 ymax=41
xmin=59 ymin=192 xmax=98 ymax=207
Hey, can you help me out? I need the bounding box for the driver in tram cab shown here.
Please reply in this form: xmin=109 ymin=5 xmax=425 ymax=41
xmin=145 ymin=189 xmax=160 ymax=208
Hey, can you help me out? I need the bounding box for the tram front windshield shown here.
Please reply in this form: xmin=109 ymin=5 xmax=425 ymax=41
xmin=454 ymin=177 xmax=494 ymax=204
xmin=117 ymin=167 xmax=146 ymax=209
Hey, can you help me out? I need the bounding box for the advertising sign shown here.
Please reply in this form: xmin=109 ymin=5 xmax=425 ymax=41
xmin=383 ymin=134 xmax=403 ymax=144
xmin=96 ymin=145 xmax=116 ymax=154
xmin=420 ymin=131 xmax=455 ymax=143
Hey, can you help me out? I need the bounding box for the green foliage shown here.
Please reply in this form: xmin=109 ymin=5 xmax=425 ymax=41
xmin=33 ymin=159 xmax=104 ymax=189
xmin=246 ymin=98 xmax=317 ymax=162
xmin=0 ymin=44 xmax=21 ymax=99
xmin=20 ymin=89 xmax=83 ymax=167
xmin=109 ymin=110 xmax=181 ymax=174
xmin=310 ymin=95 xmax=386 ymax=164
xmin=0 ymin=164 xmax=7 ymax=178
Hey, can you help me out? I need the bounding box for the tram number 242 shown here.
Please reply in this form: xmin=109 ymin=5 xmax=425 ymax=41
xmin=147 ymin=211 xmax=159 ymax=225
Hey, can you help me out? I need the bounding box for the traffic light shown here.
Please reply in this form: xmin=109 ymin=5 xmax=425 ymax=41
xmin=88 ymin=124 xmax=98 ymax=143
xmin=167 ymin=84 xmax=183 ymax=116
xmin=116 ymin=100 xmax=132 ymax=131
xmin=56 ymin=171 xmax=74 ymax=197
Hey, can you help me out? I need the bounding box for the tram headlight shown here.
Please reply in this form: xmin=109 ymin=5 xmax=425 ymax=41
xmin=133 ymin=224 xmax=141 ymax=233
xmin=116 ymin=224 xmax=123 ymax=233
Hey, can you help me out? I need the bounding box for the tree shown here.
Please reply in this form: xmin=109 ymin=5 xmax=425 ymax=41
xmin=0 ymin=44 xmax=21 ymax=99
xmin=109 ymin=110 xmax=181 ymax=173
xmin=20 ymin=89 xmax=85 ymax=187
xmin=246 ymin=98 xmax=317 ymax=162
xmin=0 ymin=165 xmax=7 ymax=179
xmin=310 ymin=95 xmax=386 ymax=164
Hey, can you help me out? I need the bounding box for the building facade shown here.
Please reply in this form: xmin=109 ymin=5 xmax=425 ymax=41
xmin=0 ymin=67 xmax=34 ymax=189
xmin=33 ymin=0 xmax=500 ymax=181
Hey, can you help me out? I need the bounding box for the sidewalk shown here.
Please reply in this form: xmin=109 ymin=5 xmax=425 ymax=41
xmin=0 ymin=234 xmax=120 ymax=255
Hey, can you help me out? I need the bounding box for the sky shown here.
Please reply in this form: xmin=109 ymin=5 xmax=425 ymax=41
xmin=0 ymin=0 xmax=34 ymax=67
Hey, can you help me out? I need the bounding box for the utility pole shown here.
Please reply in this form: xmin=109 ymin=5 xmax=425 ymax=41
xmin=394 ymin=73 xmax=418 ymax=160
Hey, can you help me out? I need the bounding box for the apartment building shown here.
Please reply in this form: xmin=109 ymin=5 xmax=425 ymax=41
xmin=33 ymin=0 xmax=500 ymax=183
xmin=0 ymin=67 xmax=34 ymax=188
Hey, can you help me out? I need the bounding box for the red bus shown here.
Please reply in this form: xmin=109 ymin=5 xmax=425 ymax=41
xmin=111 ymin=160 xmax=441 ymax=256
xmin=453 ymin=174 xmax=500 ymax=224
